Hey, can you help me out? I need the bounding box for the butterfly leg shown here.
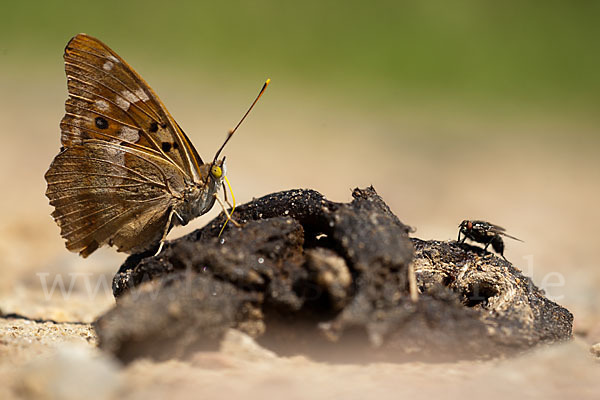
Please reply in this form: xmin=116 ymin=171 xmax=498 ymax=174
xmin=154 ymin=208 xmax=175 ymax=256
xmin=222 ymin=182 xmax=235 ymax=210
xmin=173 ymin=209 xmax=185 ymax=225
xmin=214 ymin=194 xmax=242 ymax=228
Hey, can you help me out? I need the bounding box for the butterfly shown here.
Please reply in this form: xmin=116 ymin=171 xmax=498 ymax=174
xmin=45 ymin=34 xmax=268 ymax=257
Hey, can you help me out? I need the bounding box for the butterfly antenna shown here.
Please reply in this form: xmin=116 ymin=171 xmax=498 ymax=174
xmin=212 ymin=78 xmax=271 ymax=164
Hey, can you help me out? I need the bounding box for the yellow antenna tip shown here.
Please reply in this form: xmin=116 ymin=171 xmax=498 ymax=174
xmin=265 ymin=78 xmax=271 ymax=86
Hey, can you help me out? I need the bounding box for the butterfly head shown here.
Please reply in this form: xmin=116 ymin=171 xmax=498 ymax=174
xmin=203 ymin=157 xmax=227 ymax=198
xmin=210 ymin=159 xmax=226 ymax=183
xmin=174 ymin=158 xmax=226 ymax=225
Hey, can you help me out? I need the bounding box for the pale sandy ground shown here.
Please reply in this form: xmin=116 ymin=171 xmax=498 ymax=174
xmin=1 ymin=78 xmax=599 ymax=399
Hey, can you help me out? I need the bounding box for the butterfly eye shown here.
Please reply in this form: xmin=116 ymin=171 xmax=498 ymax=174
xmin=211 ymin=165 xmax=223 ymax=179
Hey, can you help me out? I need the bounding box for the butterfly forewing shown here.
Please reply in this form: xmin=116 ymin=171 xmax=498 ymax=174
xmin=61 ymin=34 xmax=204 ymax=182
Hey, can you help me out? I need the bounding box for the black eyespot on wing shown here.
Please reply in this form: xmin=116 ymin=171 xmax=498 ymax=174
xmin=95 ymin=117 xmax=108 ymax=129
xmin=149 ymin=122 xmax=158 ymax=133
xmin=161 ymin=123 xmax=168 ymax=129
xmin=172 ymin=142 xmax=179 ymax=150
xmin=161 ymin=142 xmax=172 ymax=152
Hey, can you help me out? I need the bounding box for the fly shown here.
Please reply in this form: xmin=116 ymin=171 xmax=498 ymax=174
xmin=458 ymin=220 xmax=523 ymax=260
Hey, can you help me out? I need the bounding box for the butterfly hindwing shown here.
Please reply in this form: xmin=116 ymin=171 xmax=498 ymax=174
xmin=45 ymin=141 xmax=185 ymax=256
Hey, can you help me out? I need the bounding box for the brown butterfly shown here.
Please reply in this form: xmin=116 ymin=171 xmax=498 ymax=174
xmin=45 ymin=34 xmax=268 ymax=257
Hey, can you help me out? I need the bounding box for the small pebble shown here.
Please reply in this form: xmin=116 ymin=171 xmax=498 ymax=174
xmin=590 ymin=343 xmax=600 ymax=358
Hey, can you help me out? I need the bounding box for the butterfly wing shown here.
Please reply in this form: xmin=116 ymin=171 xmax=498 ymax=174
xmin=61 ymin=33 xmax=204 ymax=182
xmin=45 ymin=141 xmax=188 ymax=257
xmin=46 ymin=34 xmax=204 ymax=257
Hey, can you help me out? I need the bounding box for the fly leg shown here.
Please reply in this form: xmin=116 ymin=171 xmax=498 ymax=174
xmin=483 ymin=239 xmax=494 ymax=257
xmin=491 ymin=236 xmax=507 ymax=261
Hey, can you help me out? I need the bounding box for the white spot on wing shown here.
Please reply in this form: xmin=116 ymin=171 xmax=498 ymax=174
xmin=63 ymin=127 xmax=82 ymax=144
xmin=103 ymin=61 xmax=114 ymax=71
xmin=115 ymin=96 xmax=130 ymax=111
xmin=134 ymin=89 xmax=150 ymax=102
xmin=118 ymin=89 xmax=149 ymax=111
xmin=108 ymin=55 xmax=119 ymax=63
xmin=122 ymin=90 xmax=138 ymax=103
xmin=105 ymin=146 xmax=124 ymax=166
xmin=95 ymin=99 xmax=109 ymax=111
xmin=119 ymin=126 xmax=140 ymax=143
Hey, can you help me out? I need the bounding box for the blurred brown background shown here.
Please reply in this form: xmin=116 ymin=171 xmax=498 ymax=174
xmin=1 ymin=0 xmax=598 ymax=347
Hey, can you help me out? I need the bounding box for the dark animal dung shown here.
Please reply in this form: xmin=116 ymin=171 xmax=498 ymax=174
xmin=95 ymin=188 xmax=573 ymax=363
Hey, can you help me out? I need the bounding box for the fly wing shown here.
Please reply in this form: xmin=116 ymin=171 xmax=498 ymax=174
xmin=498 ymin=231 xmax=524 ymax=242
xmin=487 ymin=222 xmax=506 ymax=232
xmin=486 ymin=223 xmax=523 ymax=242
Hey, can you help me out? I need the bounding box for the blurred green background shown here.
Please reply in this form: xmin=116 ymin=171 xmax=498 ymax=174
xmin=2 ymin=0 xmax=600 ymax=117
